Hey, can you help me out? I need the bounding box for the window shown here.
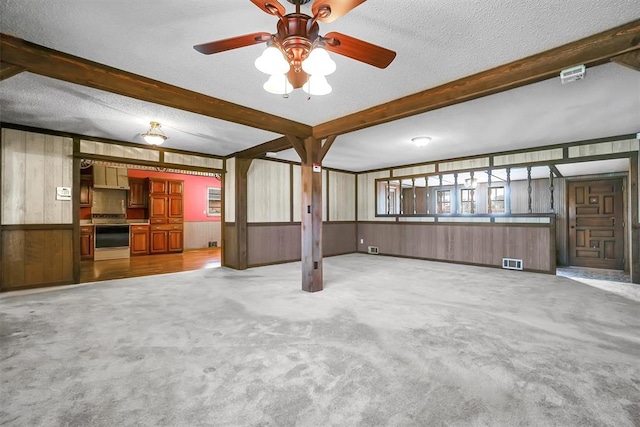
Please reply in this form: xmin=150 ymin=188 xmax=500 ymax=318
xmin=489 ymin=186 xmax=505 ymax=213
xmin=436 ymin=190 xmax=451 ymax=214
xmin=460 ymin=189 xmax=475 ymax=214
xmin=207 ymin=187 xmax=221 ymax=216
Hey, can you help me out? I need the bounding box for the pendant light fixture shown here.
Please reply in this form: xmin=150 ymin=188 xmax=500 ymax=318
xmin=141 ymin=121 xmax=168 ymax=145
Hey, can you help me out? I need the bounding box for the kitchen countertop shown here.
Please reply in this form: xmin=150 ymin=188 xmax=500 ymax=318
xmin=79 ymin=219 xmax=150 ymax=225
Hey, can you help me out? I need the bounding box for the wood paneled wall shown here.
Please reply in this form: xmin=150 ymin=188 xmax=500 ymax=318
xmin=329 ymin=172 xmax=355 ymax=221
xmin=247 ymin=160 xmax=290 ymax=222
xmin=2 ymin=228 xmax=74 ymax=291
xmin=2 ymin=129 xmax=73 ymax=224
xmin=225 ymin=158 xmax=236 ymax=222
xmin=357 ymin=171 xmax=393 ymax=221
xmin=184 ymin=221 xmax=222 ymax=249
xmin=246 ymin=222 xmax=357 ymax=267
xmin=292 ymin=164 xmax=301 ymax=222
xmin=357 ymin=222 xmax=554 ymax=273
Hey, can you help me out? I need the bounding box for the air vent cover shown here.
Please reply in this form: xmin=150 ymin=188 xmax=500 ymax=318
xmin=367 ymin=246 xmax=379 ymax=255
xmin=502 ymin=258 xmax=523 ymax=270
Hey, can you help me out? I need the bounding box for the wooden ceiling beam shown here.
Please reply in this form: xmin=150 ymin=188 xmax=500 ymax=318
xmin=312 ymin=19 xmax=640 ymax=139
xmin=0 ymin=33 xmax=311 ymax=138
xmin=611 ymin=48 xmax=640 ymax=72
xmin=233 ymin=136 xmax=291 ymax=159
xmin=0 ymin=61 xmax=25 ymax=81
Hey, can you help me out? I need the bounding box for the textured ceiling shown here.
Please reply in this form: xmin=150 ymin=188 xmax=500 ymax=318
xmin=1 ymin=0 xmax=639 ymax=171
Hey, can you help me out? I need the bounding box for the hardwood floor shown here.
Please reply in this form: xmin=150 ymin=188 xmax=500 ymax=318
xmin=80 ymin=247 xmax=221 ymax=283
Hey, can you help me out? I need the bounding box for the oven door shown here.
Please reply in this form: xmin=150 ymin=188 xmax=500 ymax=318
xmin=95 ymin=225 xmax=130 ymax=249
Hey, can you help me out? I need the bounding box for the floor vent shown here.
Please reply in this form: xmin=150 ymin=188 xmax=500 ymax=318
xmin=368 ymin=246 xmax=379 ymax=255
xmin=502 ymin=258 xmax=523 ymax=270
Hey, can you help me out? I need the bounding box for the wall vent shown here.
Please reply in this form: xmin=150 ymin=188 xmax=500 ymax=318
xmin=367 ymin=246 xmax=379 ymax=255
xmin=502 ymin=258 xmax=523 ymax=270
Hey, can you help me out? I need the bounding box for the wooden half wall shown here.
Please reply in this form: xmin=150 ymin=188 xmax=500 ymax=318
xmin=357 ymin=221 xmax=555 ymax=274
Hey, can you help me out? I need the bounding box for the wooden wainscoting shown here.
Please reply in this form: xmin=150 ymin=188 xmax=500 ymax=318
xmin=357 ymin=221 xmax=555 ymax=273
xmin=1 ymin=226 xmax=74 ymax=291
xmin=244 ymin=221 xmax=358 ymax=267
xmin=223 ymin=223 xmax=237 ymax=268
xmin=324 ymin=222 xmax=357 ymax=256
xmin=247 ymin=223 xmax=301 ymax=267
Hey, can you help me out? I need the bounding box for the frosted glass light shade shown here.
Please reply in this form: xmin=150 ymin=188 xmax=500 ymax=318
xmin=263 ymin=74 xmax=293 ymax=95
xmin=411 ymin=136 xmax=431 ymax=147
xmin=141 ymin=121 xmax=168 ymax=145
xmin=255 ymin=47 xmax=290 ymax=75
xmin=302 ymin=47 xmax=336 ymax=76
xmin=302 ymin=75 xmax=332 ymax=96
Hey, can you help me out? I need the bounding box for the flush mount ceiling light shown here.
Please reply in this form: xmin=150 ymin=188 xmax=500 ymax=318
xmin=141 ymin=121 xmax=168 ymax=145
xmin=193 ymin=0 xmax=396 ymax=96
xmin=411 ymin=136 xmax=431 ymax=147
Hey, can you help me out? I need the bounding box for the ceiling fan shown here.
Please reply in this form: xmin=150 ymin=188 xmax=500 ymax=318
xmin=193 ymin=0 xmax=396 ymax=95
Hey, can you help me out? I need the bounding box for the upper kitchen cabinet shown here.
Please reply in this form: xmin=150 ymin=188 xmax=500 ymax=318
xmin=148 ymin=178 xmax=184 ymax=224
xmin=79 ymin=175 xmax=92 ymax=207
xmin=128 ymin=178 xmax=148 ymax=209
xmin=168 ymin=180 xmax=183 ymax=195
xmin=93 ymin=165 xmax=130 ymax=190
xmin=149 ymin=179 xmax=167 ymax=195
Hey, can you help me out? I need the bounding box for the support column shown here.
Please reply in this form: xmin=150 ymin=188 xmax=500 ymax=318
xmin=287 ymin=134 xmax=336 ymax=292
xmin=630 ymin=152 xmax=639 ymax=284
xmin=234 ymin=157 xmax=253 ymax=270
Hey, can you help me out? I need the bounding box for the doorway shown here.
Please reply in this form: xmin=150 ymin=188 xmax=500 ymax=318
xmin=568 ymin=178 xmax=624 ymax=270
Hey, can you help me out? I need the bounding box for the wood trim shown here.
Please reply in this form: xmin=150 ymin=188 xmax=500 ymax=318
xmin=1 ymin=279 xmax=76 ymax=293
xmin=313 ymin=19 xmax=640 ymax=138
xmin=0 ymin=127 xmax=3 ymax=288
xmin=220 ymin=158 xmax=226 ymax=267
xmin=234 ymin=158 xmax=252 ymax=269
xmin=630 ymin=152 xmax=639 ymax=284
xmin=550 ymin=164 xmax=563 ymax=178
xmin=356 ymin=220 xmax=553 ymax=228
xmin=0 ymin=61 xmax=24 ymax=81
xmin=73 ymin=138 xmax=81 ymax=283
xmin=611 ymin=48 xmax=640 ymax=71
xmin=75 ymin=153 xmax=224 ymax=174
xmin=0 ymin=33 xmax=311 ymax=138
xmin=1 ymin=224 xmax=74 ymax=231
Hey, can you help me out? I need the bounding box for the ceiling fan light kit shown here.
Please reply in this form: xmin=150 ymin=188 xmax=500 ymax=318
xmin=194 ymin=0 xmax=396 ymax=96
xmin=141 ymin=121 xmax=168 ymax=145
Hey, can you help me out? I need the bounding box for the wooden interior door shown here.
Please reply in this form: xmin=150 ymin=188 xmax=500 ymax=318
xmin=568 ymin=178 xmax=624 ymax=269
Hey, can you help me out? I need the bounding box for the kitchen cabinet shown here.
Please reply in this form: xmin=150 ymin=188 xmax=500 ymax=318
xmin=79 ymin=176 xmax=92 ymax=207
xmin=130 ymin=225 xmax=149 ymax=255
xmin=128 ymin=178 xmax=148 ymax=208
xmin=146 ymin=178 xmax=184 ymax=253
xmin=150 ymin=224 xmax=183 ymax=253
xmin=80 ymin=225 xmax=94 ymax=260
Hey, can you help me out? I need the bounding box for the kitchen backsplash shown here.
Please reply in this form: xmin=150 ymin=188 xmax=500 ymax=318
xmin=92 ymin=189 xmax=127 ymax=214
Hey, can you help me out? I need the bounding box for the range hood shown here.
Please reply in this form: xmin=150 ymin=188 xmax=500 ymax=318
xmin=93 ymin=165 xmax=130 ymax=190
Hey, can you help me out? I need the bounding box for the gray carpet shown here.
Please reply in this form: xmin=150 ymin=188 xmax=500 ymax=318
xmin=1 ymin=254 xmax=639 ymax=426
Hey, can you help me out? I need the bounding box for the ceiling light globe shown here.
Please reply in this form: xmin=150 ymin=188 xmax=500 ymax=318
xmin=302 ymin=75 xmax=332 ymax=96
xmin=143 ymin=135 xmax=166 ymax=145
xmin=263 ymin=74 xmax=294 ymax=95
xmin=141 ymin=121 xmax=168 ymax=145
xmin=411 ymin=136 xmax=431 ymax=147
xmin=255 ymin=46 xmax=290 ymax=75
xmin=302 ymin=47 xmax=336 ymax=76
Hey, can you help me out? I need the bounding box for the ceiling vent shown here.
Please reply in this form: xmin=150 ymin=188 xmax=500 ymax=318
xmin=560 ymin=65 xmax=586 ymax=84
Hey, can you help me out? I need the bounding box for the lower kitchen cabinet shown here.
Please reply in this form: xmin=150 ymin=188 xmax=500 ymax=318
xmin=130 ymin=225 xmax=149 ymax=255
xmin=80 ymin=226 xmax=94 ymax=260
xmin=150 ymin=224 xmax=183 ymax=254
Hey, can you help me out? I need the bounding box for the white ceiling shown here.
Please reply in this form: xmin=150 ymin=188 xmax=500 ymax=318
xmin=1 ymin=0 xmax=639 ymax=172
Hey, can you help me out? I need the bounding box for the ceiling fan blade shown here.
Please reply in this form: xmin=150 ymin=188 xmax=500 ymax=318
xmin=322 ymin=31 xmax=396 ymax=68
xmin=194 ymin=32 xmax=271 ymax=55
xmin=312 ymin=0 xmax=366 ymax=23
xmin=250 ymin=0 xmax=286 ymax=16
xmin=288 ymin=67 xmax=308 ymax=89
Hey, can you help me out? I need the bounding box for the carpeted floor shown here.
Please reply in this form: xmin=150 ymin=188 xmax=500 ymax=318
xmin=1 ymin=254 xmax=639 ymax=426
